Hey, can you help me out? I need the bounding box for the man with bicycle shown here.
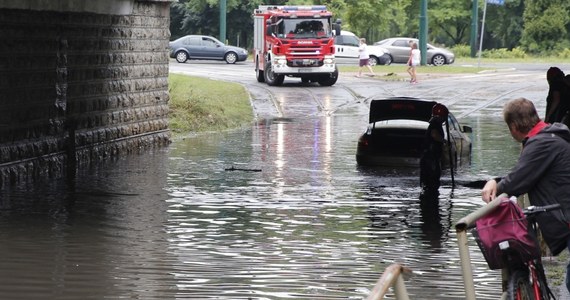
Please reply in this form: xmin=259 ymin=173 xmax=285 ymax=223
xmin=481 ymin=97 xmax=570 ymax=293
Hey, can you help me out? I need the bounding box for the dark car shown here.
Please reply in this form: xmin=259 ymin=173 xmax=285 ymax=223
xmin=169 ymin=35 xmax=249 ymax=64
xmin=356 ymin=97 xmax=472 ymax=168
xmin=374 ymin=37 xmax=455 ymax=66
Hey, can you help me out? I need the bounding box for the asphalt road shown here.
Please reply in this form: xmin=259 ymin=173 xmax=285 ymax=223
xmin=169 ymin=59 xmax=563 ymax=121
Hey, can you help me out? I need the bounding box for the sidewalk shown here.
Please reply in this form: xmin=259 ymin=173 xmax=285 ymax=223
xmin=557 ymin=271 xmax=569 ymax=299
xmin=544 ymin=255 xmax=569 ymax=299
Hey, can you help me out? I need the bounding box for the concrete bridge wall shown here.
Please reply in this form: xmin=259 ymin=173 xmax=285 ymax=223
xmin=0 ymin=0 xmax=173 ymax=185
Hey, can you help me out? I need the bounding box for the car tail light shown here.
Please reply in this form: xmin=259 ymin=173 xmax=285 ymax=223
xmin=358 ymin=136 xmax=369 ymax=147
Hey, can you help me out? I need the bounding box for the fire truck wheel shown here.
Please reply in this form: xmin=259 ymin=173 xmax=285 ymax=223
xmin=317 ymin=67 xmax=338 ymax=86
xmin=264 ymin=63 xmax=284 ymax=86
xmin=256 ymin=61 xmax=265 ymax=83
xmin=225 ymin=52 xmax=238 ymax=64
xmin=175 ymin=51 xmax=188 ymax=63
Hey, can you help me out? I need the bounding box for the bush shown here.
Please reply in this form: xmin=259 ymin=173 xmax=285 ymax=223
xmin=482 ymin=48 xmax=527 ymax=59
xmin=558 ymin=48 xmax=570 ymax=59
xmin=509 ymin=47 xmax=528 ymax=59
xmin=451 ymin=44 xmax=470 ymax=58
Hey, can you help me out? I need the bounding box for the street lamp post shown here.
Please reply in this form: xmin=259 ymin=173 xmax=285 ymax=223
xmin=470 ymin=0 xmax=478 ymax=58
xmin=419 ymin=0 xmax=428 ymax=65
xmin=220 ymin=0 xmax=226 ymax=43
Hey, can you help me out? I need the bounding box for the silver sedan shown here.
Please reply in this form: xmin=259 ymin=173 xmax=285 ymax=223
xmin=374 ymin=37 xmax=455 ymax=66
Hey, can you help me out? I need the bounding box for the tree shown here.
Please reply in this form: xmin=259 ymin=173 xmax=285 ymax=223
xmin=428 ymin=0 xmax=472 ymax=46
xmin=170 ymin=0 xmax=287 ymax=48
xmin=343 ymin=0 xmax=393 ymax=42
xmin=169 ymin=0 xmax=570 ymax=55
xmin=482 ymin=0 xmax=525 ymax=50
xmin=521 ymin=0 xmax=570 ymax=53
xmin=170 ymin=0 xmax=190 ymax=40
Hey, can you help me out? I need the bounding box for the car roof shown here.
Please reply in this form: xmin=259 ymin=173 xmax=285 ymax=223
xmin=340 ymin=30 xmax=356 ymax=36
xmin=376 ymin=37 xmax=437 ymax=48
xmin=368 ymin=97 xmax=442 ymax=124
xmin=174 ymin=35 xmax=221 ymax=42
xmin=377 ymin=37 xmax=414 ymax=42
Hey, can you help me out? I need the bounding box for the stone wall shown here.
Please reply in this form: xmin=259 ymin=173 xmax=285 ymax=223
xmin=0 ymin=1 xmax=172 ymax=185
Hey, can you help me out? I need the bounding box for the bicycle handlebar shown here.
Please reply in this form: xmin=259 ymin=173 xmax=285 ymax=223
xmin=523 ymin=203 xmax=561 ymax=216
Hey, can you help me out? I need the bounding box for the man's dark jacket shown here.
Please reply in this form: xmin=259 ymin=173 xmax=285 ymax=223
xmin=497 ymin=122 xmax=570 ymax=255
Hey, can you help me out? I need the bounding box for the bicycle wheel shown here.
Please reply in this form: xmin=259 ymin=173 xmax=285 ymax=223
xmin=508 ymin=269 xmax=534 ymax=300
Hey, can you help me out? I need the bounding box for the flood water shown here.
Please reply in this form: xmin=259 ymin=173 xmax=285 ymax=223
xmin=0 ymin=111 xmax=524 ymax=299
xmin=1 ymin=65 xmax=555 ymax=299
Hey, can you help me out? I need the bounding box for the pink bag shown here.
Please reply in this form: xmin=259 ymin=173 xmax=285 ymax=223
xmin=473 ymin=198 xmax=540 ymax=270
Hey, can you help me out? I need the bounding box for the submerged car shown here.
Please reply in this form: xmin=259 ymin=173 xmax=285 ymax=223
xmin=374 ymin=37 xmax=455 ymax=66
xmin=169 ymin=35 xmax=249 ymax=64
xmin=356 ymin=97 xmax=472 ymax=168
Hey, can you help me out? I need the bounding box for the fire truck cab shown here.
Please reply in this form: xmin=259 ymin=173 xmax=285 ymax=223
xmin=253 ymin=5 xmax=339 ymax=86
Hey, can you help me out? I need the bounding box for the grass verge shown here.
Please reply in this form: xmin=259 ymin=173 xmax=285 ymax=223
xmin=546 ymin=251 xmax=569 ymax=288
xmin=168 ymin=73 xmax=254 ymax=137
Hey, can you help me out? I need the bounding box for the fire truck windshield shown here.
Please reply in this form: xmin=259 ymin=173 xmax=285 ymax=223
xmin=276 ymin=19 xmax=331 ymax=39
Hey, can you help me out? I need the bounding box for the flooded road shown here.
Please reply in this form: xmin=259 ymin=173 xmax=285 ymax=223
xmin=0 ymin=61 xmax=564 ymax=299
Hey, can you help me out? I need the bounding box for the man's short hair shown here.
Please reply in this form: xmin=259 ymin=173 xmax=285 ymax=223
xmin=503 ymin=98 xmax=540 ymax=133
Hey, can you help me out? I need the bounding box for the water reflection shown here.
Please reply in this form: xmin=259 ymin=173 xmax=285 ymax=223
xmin=0 ymin=112 xmax=520 ymax=299
xmin=418 ymin=191 xmax=449 ymax=251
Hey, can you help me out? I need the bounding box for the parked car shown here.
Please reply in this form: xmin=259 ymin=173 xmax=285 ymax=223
xmin=356 ymin=97 xmax=472 ymax=168
xmin=169 ymin=35 xmax=249 ymax=64
xmin=374 ymin=37 xmax=455 ymax=66
xmin=334 ymin=31 xmax=392 ymax=66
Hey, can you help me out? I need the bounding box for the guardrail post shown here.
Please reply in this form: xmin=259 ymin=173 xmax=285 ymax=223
xmin=454 ymin=195 xmax=506 ymax=300
xmin=367 ymin=264 xmax=411 ymax=300
xmin=457 ymin=228 xmax=477 ymax=300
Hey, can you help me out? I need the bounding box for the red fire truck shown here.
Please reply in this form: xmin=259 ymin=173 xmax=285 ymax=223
xmin=253 ymin=5 xmax=339 ymax=86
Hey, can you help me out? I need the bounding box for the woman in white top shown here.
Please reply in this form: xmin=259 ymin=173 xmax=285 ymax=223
xmin=357 ymin=38 xmax=375 ymax=77
xmin=407 ymin=42 xmax=420 ymax=84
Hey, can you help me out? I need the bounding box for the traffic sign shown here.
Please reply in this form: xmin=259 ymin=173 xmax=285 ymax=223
xmin=487 ymin=0 xmax=505 ymax=5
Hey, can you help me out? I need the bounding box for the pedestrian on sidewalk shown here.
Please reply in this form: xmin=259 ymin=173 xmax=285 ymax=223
xmin=407 ymin=42 xmax=420 ymax=84
xmin=357 ymin=38 xmax=375 ymax=78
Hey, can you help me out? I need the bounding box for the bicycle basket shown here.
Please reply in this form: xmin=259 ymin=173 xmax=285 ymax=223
xmin=472 ymin=198 xmax=540 ymax=270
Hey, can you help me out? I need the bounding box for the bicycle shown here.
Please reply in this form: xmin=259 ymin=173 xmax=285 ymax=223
xmin=473 ymin=201 xmax=561 ymax=300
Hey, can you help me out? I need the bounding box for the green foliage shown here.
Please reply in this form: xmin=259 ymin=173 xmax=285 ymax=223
xmin=168 ymin=74 xmax=253 ymax=134
xmin=483 ymin=0 xmax=524 ymax=50
xmin=509 ymin=47 xmax=528 ymax=59
xmin=480 ymin=47 xmax=527 ymax=59
xmin=345 ymin=0 xmax=389 ymax=40
xmin=170 ymin=0 xmax=287 ymax=46
xmin=559 ymin=48 xmax=570 ymax=59
xmin=450 ymin=44 xmax=470 ymax=58
xmin=170 ymin=0 xmax=570 ymax=57
xmin=521 ymin=1 xmax=570 ymax=53
xmin=428 ymin=0 xmax=472 ymax=45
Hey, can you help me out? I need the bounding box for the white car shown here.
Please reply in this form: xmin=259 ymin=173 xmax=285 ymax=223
xmin=334 ymin=31 xmax=392 ymax=66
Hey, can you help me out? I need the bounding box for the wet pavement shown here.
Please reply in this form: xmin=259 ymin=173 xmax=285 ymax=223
xmin=1 ymin=61 xmax=568 ymax=299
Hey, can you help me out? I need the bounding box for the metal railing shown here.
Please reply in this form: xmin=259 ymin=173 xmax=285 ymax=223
xmin=454 ymin=194 xmax=509 ymax=300
xmin=368 ymin=194 xmax=518 ymax=300
xmin=367 ymin=263 xmax=412 ymax=300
